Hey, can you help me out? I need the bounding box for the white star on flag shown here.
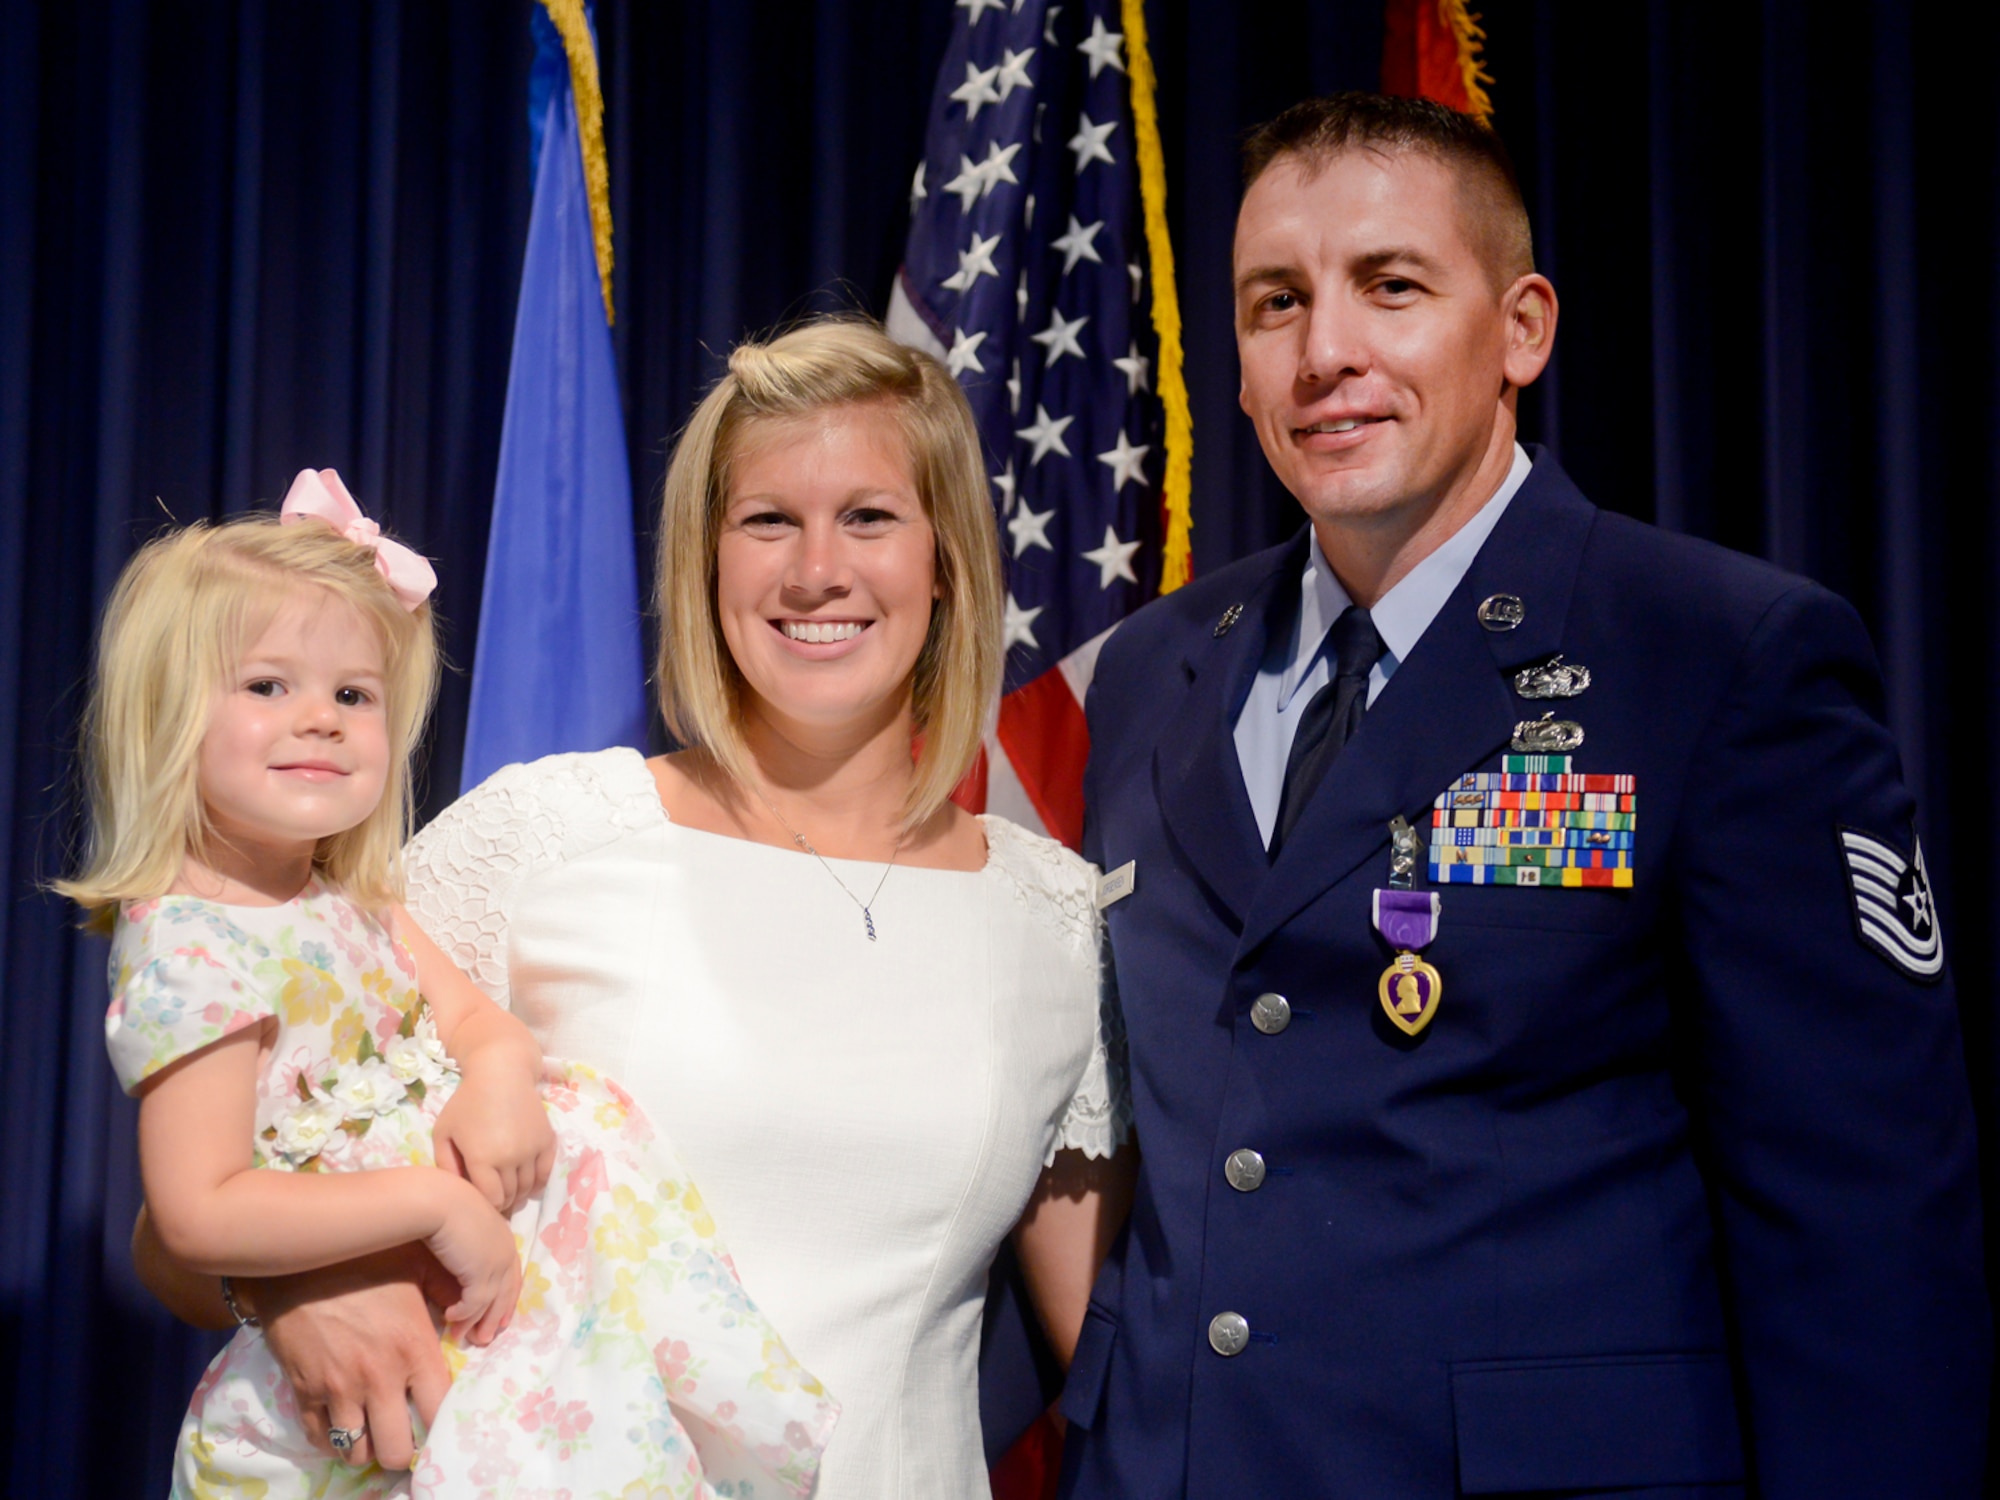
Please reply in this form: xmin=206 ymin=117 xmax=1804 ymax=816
xmin=950 ymin=60 xmax=1002 ymax=120
xmin=1003 ymin=594 xmax=1045 ymax=652
xmin=1068 ymin=115 xmax=1117 ymax=173
xmin=1006 ymin=358 xmax=1022 ymax=414
xmin=1081 ymin=524 xmax=1142 ymax=587
xmin=980 ymin=140 xmax=1022 ymax=195
xmin=1007 ymin=501 xmax=1056 ymax=556
xmin=1016 ymin=270 xmax=1030 ymax=321
xmin=1042 ymin=4 xmax=1063 ymax=45
xmin=944 ymin=140 xmax=1021 ymax=213
xmin=991 ymin=457 xmax=1017 ymax=512
xmin=958 ymin=0 xmax=1007 ymax=27
xmin=941 ymin=231 xmax=1002 ymax=291
xmin=1127 ymin=260 xmax=1143 ymax=302
xmin=1032 ymin=308 xmax=1089 ymax=366
xmin=1051 ymin=215 xmax=1105 ymax=274
xmin=947 ymin=327 xmax=988 ymax=376
xmin=944 ymin=155 xmax=987 ymax=213
xmin=995 ymin=45 xmax=1036 ymax=100
xmin=1097 ymin=430 xmax=1150 ymax=490
xmin=1016 ymin=403 xmax=1074 ymax=463
xmin=1112 ymin=340 xmax=1151 ymax=394
xmin=909 ymin=162 xmax=926 ymax=213
xmin=1077 ymin=16 xmax=1126 ymax=77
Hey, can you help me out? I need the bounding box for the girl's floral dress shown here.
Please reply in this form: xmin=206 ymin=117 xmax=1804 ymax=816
xmin=107 ymin=879 xmax=838 ymax=1500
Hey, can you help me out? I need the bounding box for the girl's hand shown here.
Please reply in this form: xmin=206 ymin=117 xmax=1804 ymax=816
xmin=389 ymin=904 xmax=555 ymax=1216
xmin=431 ymin=1069 xmax=557 ymax=1215
xmin=425 ymin=1175 xmax=523 ymax=1347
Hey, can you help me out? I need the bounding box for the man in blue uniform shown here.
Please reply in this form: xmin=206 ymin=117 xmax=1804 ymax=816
xmin=1061 ymin=93 xmax=1988 ymax=1498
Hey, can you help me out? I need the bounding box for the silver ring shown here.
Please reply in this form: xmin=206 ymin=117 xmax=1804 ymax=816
xmin=328 ymin=1425 xmax=364 ymax=1457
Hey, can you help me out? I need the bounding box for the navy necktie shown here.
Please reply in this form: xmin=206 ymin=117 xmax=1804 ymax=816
xmin=1271 ymin=605 xmax=1385 ymax=855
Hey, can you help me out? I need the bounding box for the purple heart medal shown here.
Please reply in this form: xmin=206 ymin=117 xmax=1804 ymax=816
xmin=1375 ymin=816 xmax=1442 ymax=1036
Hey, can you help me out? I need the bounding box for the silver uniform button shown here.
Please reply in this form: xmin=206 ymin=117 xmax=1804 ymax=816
xmin=1225 ymin=1148 xmax=1267 ymax=1192
xmin=1250 ymin=993 xmax=1291 ymax=1034
xmin=1208 ymin=1311 xmax=1251 ymax=1357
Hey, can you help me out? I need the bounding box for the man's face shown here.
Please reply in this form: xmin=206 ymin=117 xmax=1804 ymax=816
xmin=1233 ymin=148 xmax=1530 ymax=534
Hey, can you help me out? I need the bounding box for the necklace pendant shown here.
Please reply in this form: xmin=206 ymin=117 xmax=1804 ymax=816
xmin=863 ymin=908 xmax=877 ymax=942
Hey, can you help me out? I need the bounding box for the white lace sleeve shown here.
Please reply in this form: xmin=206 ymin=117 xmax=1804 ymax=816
xmin=983 ymin=818 xmax=1133 ymax=1164
xmin=1051 ymin=940 xmax=1131 ymax=1163
xmin=402 ymin=749 xmax=663 ymax=1011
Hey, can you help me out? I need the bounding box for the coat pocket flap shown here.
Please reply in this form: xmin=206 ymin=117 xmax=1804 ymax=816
xmin=1451 ymin=1351 xmax=1744 ymax=1494
xmin=1059 ymin=1305 xmax=1119 ymax=1431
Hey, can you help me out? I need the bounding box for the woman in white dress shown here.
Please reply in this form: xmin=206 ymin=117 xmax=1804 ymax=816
xmin=138 ymin=317 xmax=1134 ymax=1499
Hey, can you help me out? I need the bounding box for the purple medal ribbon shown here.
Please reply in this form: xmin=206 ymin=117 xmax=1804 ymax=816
xmin=1373 ymin=889 xmax=1440 ymax=950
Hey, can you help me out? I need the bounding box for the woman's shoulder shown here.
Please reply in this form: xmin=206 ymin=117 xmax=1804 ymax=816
xmin=448 ymin=747 xmax=661 ymax=825
xmin=403 ymin=750 xmax=662 ymax=1012
xmin=408 ymin=748 xmax=662 ymax=879
xmin=980 ymin=815 xmax=1100 ymax=960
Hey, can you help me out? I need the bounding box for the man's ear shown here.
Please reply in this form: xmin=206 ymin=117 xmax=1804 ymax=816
xmin=1501 ymin=274 xmax=1558 ymax=390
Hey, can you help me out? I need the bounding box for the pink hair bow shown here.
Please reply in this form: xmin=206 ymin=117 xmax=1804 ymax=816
xmin=279 ymin=468 xmax=437 ymax=611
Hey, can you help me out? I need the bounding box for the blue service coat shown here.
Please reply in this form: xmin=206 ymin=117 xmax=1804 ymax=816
xmin=1059 ymin=453 xmax=1988 ymax=1498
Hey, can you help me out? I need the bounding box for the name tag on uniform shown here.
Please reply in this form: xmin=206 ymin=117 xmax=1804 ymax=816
xmin=1097 ymin=860 xmax=1136 ymax=909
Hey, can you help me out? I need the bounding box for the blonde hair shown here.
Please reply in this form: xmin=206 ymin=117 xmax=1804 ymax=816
xmin=57 ymin=514 xmax=441 ymax=925
xmin=655 ymin=316 xmax=1003 ymax=828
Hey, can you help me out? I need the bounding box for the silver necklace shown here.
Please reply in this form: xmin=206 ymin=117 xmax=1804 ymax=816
xmin=742 ymin=779 xmax=906 ymax=942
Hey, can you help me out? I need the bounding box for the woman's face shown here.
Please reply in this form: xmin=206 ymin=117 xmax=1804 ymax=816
xmin=716 ymin=402 xmax=939 ymax=742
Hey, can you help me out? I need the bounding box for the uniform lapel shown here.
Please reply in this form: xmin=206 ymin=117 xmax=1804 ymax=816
xmin=1153 ymin=534 xmax=1308 ymax=929
xmin=1237 ymin=454 xmax=1598 ymax=960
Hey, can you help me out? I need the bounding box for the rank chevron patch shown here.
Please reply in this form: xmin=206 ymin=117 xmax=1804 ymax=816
xmin=1838 ymin=826 xmax=1945 ymax=982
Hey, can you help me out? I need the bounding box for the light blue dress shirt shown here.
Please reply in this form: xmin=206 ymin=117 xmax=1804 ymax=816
xmin=1234 ymin=444 xmax=1534 ymax=848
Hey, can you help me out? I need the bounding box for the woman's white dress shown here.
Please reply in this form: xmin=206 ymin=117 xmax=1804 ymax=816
xmin=404 ymin=749 xmax=1128 ymax=1500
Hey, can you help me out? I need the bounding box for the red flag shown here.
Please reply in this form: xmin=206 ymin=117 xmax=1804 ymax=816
xmin=1382 ymin=0 xmax=1495 ymax=123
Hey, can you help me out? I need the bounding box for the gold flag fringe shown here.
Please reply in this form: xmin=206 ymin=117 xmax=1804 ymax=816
xmin=1121 ymin=0 xmax=1192 ymax=593
xmin=538 ymin=0 xmax=617 ymax=324
xmin=1438 ymin=0 xmax=1496 ymax=127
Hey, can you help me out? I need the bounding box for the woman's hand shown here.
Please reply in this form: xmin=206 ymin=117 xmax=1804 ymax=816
xmin=425 ymin=1174 xmax=523 ymax=1347
xmin=1012 ymin=1146 xmax=1138 ymax=1368
xmin=431 ymin=1066 xmax=556 ymax=1215
xmin=251 ymin=1244 xmax=459 ymax=1472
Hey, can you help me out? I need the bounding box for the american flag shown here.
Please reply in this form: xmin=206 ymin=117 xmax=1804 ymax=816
xmin=888 ymin=0 xmax=1175 ymax=850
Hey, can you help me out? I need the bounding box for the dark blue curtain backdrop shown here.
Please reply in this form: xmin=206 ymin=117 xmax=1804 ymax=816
xmin=2 ymin=1 xmax=1993 ymax=1492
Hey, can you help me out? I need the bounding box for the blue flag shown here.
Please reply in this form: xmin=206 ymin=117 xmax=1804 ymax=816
xmin=461 ymin=7 xmax=646 ymax=795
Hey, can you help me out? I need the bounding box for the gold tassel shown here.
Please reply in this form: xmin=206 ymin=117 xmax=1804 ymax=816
xmin=1121 ymin=0 xmax=1193 ymax=593
xmin=537 ymin=0 xmax=617 ymax=324
xmin=1437 ymin=0 xmax=1496 ymax=127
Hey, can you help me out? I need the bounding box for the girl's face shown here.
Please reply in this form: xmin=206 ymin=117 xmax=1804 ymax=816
xmin=716 ymin=402 xmax=939 ymax=742
xmin=198 ymin=588 xmax=391 ymax=864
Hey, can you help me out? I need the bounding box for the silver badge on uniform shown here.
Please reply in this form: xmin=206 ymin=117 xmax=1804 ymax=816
xmin=1838 ymin=826 xmax=1944 ymax=981
xmin=1511 ymin=712 xmax=1584 ymax=753
xmin=1478 ymin=594 xmax=1526 ymax=631
xmin=1513 ymin=655 xmax=1591 ymax=700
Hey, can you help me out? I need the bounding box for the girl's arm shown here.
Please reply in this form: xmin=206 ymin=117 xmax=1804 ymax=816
xmin=389 ymin=905 xmax=556 ymax=1214
xmin=1011 ymin=1145 xmax=1138 ymax=1369
xmin=130 ymin=1204 xmax=234 ymax=1330
xmin=139 ymin=1025 xmax=520 ymax=1343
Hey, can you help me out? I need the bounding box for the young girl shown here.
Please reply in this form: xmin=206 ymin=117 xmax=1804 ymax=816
xmin=60 ymin=471 xmax=837 ymax=1499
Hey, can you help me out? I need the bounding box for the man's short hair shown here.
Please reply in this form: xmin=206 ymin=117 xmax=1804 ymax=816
xmin=1241 ymin=92 xmax=1535 ymax=288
